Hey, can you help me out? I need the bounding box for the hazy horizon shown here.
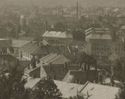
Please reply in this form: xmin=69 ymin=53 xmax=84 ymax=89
xmin=1 ymin=0 xmax=125 ymax=7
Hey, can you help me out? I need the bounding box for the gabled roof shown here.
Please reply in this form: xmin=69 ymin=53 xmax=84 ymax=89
xmin=85 ymin=28 xmax=111 ymax=35
xmin=54 ymin=80 xmax=84 ymax=98
xmin=25 ymin=78 xmax=84 ymax=98
xmin=25 ymin=78 xmax=41 ymax=89
xmin=42 ymin=31 xmax=73 ymax=39
xmin=25 ymin=78 xmax=119 ymax=99
xmin=80 ymin=82 xmax=119 ymax=99
xmin=85 ymin=28 xmax=112 ymax=40
xmin=21 ymin=42 xmax=48 ymax=55
xmin=40 ymin=53 xmax=70 ymax=65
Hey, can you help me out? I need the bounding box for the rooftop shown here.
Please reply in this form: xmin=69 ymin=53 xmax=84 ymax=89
xmin=86 ymin=33 xmax=112 ymax=40
xmin=85 ymin=28 xmax=111 ymax=36
xmin=80 ymin=82 xmax=119 ymax=99
xmin=25 ymin=78 xmax=119 ymax=99
xmin=40 ymin=53 xmax=70 ymax=65
xmin=54 ymin=80 xmax=83 ymax=98
xmin=85 ymin=27 xmax=112 ymax=40
xmin=42 ymin=31 xmax=73 ymax=39
xmin=25 ymin=78 xmax=84 ymax=98
xmin=12 ymin=39 xmax=30 ymax=48
xmin=20 ymin=41 xmax=48 ymax=55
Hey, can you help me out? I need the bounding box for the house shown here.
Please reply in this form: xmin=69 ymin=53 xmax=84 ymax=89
xmin=25 ymin=78 xmax=120 ymax=99
xmin=26 ymin=53 xmax=71 ymax=80
xmin=63 ymin=70 xmax=98 ymax=84
xmin=39 ymin=53 xmax=72 ymax=80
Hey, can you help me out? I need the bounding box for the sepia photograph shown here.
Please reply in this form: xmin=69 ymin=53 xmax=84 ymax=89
xmin=0 ymin=0 xmax=125 ymax=99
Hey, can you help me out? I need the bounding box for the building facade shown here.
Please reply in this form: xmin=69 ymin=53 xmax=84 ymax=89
xmin=85 ymin=28 xmax=112 ymax=64
xmin=85 ymin=27 xmax=125 ymax=66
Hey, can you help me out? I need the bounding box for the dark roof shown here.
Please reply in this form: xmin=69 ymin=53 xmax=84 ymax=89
xmin=63 ymin=70 xmax=98 ymax=84
xmin=21 ymin=41 xmax=49 ymax=55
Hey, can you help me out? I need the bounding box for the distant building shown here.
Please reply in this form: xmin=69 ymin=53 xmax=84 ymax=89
xmin=26 ymin=53 xmax=71 ymax=80
xmin=85 ymin=28 xmax=113 ymax=65
xmin=42 ymin=31 xmax=73 ymax=46
xmin=85 ymin=27 xmax=125 ymax=66
xmin=0 ymin=38 xmax=12 ymax=54
xmin=11 ymin=39 xmax=30 ymax=57
xmin=20 ymin=41 xmax=49 ymax=60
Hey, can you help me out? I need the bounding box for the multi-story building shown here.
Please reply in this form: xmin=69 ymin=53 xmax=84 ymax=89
xmin=85 ymin=27 xmax=125 ymax=66
xmin=85 ymin=28 xmax=112 ymax=62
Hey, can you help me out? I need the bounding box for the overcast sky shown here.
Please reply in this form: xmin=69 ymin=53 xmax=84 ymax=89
xmin=1 ymin=0 xmax=125 ymax=7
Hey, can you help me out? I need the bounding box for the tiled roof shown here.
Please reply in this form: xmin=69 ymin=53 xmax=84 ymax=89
xmin=40 ymin=53 xmax=70 ymax=65
xmin=85 ymin=28 xmax=112 ymax=40
xmin=40 ymin=53 xmax=58 ymax=64
xmin=21 ymin=42 xmax=48 ymax=55
xmin=52 ymin=55 xmax=70 ymax=64
xmin=85 ymin=28 xmax=111 ymax=35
